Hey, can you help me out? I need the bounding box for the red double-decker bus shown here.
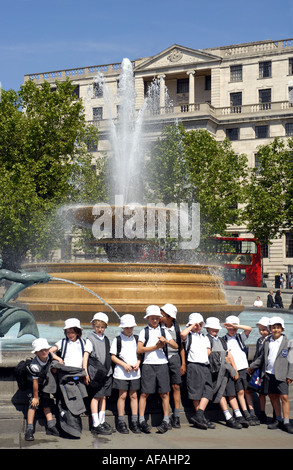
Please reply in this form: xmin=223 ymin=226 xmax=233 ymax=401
xmin=201 ymin=237 xmax=262 ymax=287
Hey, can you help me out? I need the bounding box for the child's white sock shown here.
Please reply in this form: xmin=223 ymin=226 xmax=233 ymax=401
xmin=99 ymin=411 xmax=105 ymax=424
xmin=92 ymin=413 xmax=100 ymax=427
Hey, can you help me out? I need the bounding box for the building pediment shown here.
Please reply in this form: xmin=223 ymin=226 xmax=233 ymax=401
xmin=134 ymin=44 xmax=221 ymax=73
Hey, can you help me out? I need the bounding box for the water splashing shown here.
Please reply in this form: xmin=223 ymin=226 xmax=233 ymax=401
xmin=51 ymin=277 xmax=121 ymax=319
xmin=94 ymin=58 xmax=173 ymax=204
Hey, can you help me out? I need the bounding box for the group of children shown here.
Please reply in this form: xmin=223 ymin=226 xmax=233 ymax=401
xmin=23 ymin=304 xmax=293 ymax=441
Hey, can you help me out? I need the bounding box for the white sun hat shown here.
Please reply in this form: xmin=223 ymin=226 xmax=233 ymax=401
xmin=119 ymin=314 xmax=137 ymax=328
xmin=160 ymin=303 xmax=178 ymax=319
xmin=256 ymin=316 xmax=270 ymax=328
xmin=63 ymin=318 xmax=82 ymax=330
xmin=90 ymin=312 xmax=109 ymax=325
xmin=186 ymin=312 xmax=204 ymax=326
xmin=225 ymin=315 xmax=240 ymax=325
xmin=268 ymin=316 xmax=285 ymax=329
xmin=31 ymin=338 xmax=51 ymax=353
xmin=205 ymin=317 xmax=222 ymax=330
xmin=144 ymin=305 xmax=163 ymax=318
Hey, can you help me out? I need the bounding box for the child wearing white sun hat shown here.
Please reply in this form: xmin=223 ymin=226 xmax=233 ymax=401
xmin=205 ymin=317 xmax=242 ymax=429
xmin=49 ymin=318 xmax=85 ymax=368
xmin=180 ymin=313 xmax=215 ymax=430
xmin=249 ymin=316 xmax=293 ymax=434
xmin=138 ymin=305 xmax=178 ymax=434
xmin=83 ymin=312 xmax=113 ymax=436
xmin=160 ymin=303 xmax=186 ymax=429
xmin=110 ymin=314 xmax=141 ymax=434
xmin=24 ymin=338 xmax=59 ymax=442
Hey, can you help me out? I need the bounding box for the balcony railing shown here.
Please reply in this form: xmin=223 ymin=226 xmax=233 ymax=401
xmin=87 ymin=101 xmax=293 ymax=129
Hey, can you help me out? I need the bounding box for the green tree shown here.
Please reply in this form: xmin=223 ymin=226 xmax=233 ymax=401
xmin=244 ymin=137 xmax=293 ymax=244
xmin=183 ymin=129 xmax=248 ymax=239
xmin=0 ymin=80 xmax=105 ymax=270
xmin=145 ymin=123 xmax=189 ymax=204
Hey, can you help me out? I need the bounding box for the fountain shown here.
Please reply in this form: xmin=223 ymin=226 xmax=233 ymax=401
xmin=14 ymin=59 xmax=240 ymax=326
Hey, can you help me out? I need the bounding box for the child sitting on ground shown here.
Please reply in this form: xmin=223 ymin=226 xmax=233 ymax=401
xmin=110 ymin=314 xmax=141 ymax=434
xmin=24 ymin=338 xmax=59 ymax=441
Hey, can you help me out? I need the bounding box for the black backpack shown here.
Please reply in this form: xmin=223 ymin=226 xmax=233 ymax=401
xmin=115 ymin=334 xmax=139 ymax=361
xmin=14 ymin=358 xmax=33 ymax=391
xmin=14 ymin=354 xmax=53 ymax=391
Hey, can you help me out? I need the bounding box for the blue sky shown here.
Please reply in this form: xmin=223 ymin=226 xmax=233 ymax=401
xmin=1 ymin=0 xmax=293 ymax=91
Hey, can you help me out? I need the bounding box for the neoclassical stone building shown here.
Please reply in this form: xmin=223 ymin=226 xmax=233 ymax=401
xmin=24 ymin=38 xmax=293 ymax=286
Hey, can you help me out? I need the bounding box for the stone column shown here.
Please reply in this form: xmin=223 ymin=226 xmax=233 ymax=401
xmin=187 ymin=71 xmax=196 ymax=109
xmin=158 ymin=74 xmax=166 ymax=113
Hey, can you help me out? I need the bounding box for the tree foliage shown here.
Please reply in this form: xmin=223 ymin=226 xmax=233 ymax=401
xmin=244 ymin=137 xmax=293 ymax=244
xmin=146 ymin=125 xmax=248 ymax=240
xmin=0 ymin=80 xmax=105 ymax=270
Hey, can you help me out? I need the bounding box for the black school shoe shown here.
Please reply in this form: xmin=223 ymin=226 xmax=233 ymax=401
xmin=116 ymin=421 xmax=129 ymax=434
xmin=157 ymin=420 xmax=169 ymax=434
xmin=24 ymin=428 xmax=34 ymax=441
xmin=130 ymin=421 xmax=141 ymax=434
xmin=282 ymin=422 xmax=293 ymax=434
xmin=170 ymin=414 xmax=181 ymax=429
xmin=235 ymin=416 xmax=249 ymax=428
xmin=46 ymin=425 xmax=60 ymax=436
xmin=190 ymin=413 xmax=208 ymax=430
xmin=91 ymin=424 xmax=112 ymax=435
xmin=139 ymin=420 xmax=152 ymax=433
xmin=226 ymin=417 xmax=242 ymax=429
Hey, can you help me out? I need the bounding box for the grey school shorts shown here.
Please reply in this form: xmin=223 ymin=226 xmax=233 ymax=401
xmin=168 ymin=354 xmax=182 ymax=385
xmin=234 ymin=368 xmax=250 ymax=393
xmin=112 ymin=377 xmax=140 ymax=391
xmin=141 ymin=363 xmax=170 ymax=394
xmin=263 ymin=373 xmax=289 ymax=396
xmin=186 ymin=362 xmax=213 ymax=401
xmin=90 ymin=374 xmax=113 ymax=398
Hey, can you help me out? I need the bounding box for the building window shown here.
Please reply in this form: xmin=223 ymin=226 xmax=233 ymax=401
xmin=286 ymin=233 xmax=293 ymax=258
xmin=72 ymin=85 xmax=80 ymax=99
xmin=226 ymin=128 xmax=239 ymax=141
xmin=289 ymin=58 xmax=293 ymax=75
xmin=255 ymin=125 xmax=269 ymax=139
xmin=230 ymin=92 xmax=242 ymax=113
xmin=230 ymin=65 xmax=243 ymax=82
xmin=93 ymin=107 xmax=103 ymax=121
xmin=289 ymin=86 xmax=293 ymax=106
xmin=285 ymin=122 xmax=293 ymax=136
xmin=261 ymin=243 xmax=269 ymax=258
xmin=259 ymin=61 xmax=272 ymax=78
xmin=93 ymin=82 xmax=103 ymax=98
xmin=177 ymin=78 xmax=189 ymax=94
xmin=254 ymin=153 xmax=262 ymax=174
xmin=205 ymin=75 xmax=211 ymax=90
xmin=259 ymin=88 xmax=271 ymax=110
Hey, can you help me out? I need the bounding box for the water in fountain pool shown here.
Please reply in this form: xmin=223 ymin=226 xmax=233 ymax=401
xmin=1 ymin=309 xmax=293 ymax=351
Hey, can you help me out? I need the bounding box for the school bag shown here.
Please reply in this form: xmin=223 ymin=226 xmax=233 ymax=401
xmin=58 ymin=337 xmax=85 ymax=360
xmin=14 ymin=358 xmax=34 ymax=391
xmin=115 ymin=334 xmax=139 ymax=361
xmin=14 ymin=354 xmax=53 ymax=391
xmin=140 ymin=325 xmax=167 ymax=363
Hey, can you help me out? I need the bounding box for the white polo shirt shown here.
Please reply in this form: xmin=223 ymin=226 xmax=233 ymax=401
xmin=185 ymin=332 xmax=210 ymax=365
xmin=110 ymin=333 xmax=141 ymax=380
xmin=266 ymin=335 xmax=283 ymax=375
xmin=138 ymin=325 xmax=173 ymax=364
xmin=226 ymin=331 xmax=248 ymax=370
xmin=55 ymin=338 xmax=84 ymax=368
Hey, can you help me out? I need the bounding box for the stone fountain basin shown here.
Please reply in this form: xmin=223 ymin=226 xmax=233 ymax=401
xmin=17 ymin=262 xmax=242 ymax=325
